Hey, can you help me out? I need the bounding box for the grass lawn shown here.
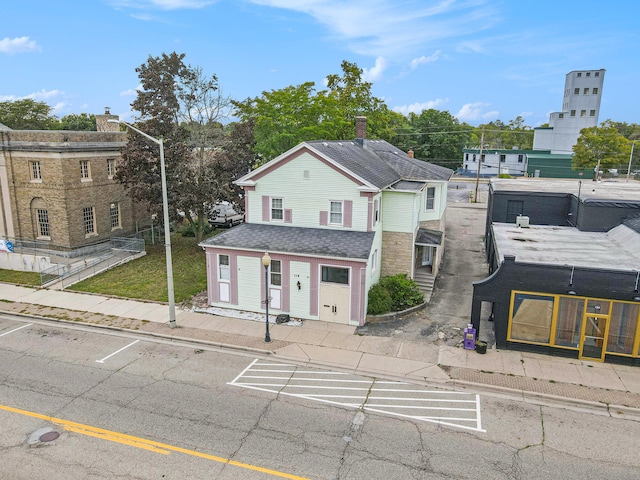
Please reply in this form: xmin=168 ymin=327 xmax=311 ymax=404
xmin=68 ymin=232 xmax=217 ymax=303
xmin=0 ymin=270 xmax=41 ymax=286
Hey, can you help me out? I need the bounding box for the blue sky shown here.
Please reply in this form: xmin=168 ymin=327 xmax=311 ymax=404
xmin=2 ymin=0 xmax=638 ymax=127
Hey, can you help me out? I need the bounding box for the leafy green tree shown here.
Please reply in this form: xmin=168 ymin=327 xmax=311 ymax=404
xmin=233 ymin=60 xmax=395 ymax=162
xmin=390 ymin=109 xmax=472 ymax=169
xmin=0 ymin=99 xmax=59 ymax=130
xmin=60 ymin=113 xmax=96 ymax=131
xmin=572 ymin=120 xmax=631 ymax=174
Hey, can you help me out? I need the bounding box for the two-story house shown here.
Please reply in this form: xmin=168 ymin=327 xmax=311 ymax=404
xmin=200 ymin=117 xmax=453 ymax=326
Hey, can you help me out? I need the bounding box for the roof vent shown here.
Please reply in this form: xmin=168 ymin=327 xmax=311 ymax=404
xmin=516 ymin=215 xmax=530 ymax=228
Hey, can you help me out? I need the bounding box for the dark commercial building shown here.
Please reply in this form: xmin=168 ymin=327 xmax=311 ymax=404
xmin=472 ymin=179 xmax=640 ymax=365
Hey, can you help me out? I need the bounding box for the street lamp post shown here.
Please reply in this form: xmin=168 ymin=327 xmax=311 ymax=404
xmin=262 ymin=252 xmax=271 ymax=342
xmin=108 ymin=119 xmax=176 ymax=329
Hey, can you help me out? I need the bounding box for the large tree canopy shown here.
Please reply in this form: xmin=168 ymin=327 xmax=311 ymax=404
xmin=572 ymin=120 xmax=631 ymax=172
xmin=0 ymin=99 xmax=59 ymax=130
xmin=232 ymin=60 xmax=393 ymax=163
xmin=116 ymin=52 xmax=253 ymax=241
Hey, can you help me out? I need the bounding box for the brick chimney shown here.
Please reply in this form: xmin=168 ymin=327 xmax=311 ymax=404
xmin=407 ymin=149 xmax=414 ymax=158
xmin=355 ymin=116 xmax=367 ymax=147
xmin=95 ymin=107 xmax=120 ymax=132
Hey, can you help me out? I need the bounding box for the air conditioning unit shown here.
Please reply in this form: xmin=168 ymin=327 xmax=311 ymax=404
xmin=516 ymin=215 xmax=530 ymax=228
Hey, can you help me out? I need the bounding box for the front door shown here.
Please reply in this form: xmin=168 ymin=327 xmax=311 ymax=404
xmin=421 ymin=246 xmax=433 ymax=267
xmin=319 ymin=283 xmax=350 ymax=323
xmin=579 ymin=315 xmax=609 ymax=361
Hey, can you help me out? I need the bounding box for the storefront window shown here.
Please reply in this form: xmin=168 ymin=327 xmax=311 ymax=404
xmin=555 ymin=297 xmax=584 ymax=348
xmin=510 ymin=293 xmax=554 ymax=343
xmin=586 ymin=299 xmax=609 ymax=315
xmin=607 ymin=302 xmax=639 ymax=355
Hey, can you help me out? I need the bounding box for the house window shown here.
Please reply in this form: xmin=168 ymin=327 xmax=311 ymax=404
xmin=271 ymin=198 xmax=283 ymax=220
xmin=517 ymin=155 xmax=524 ymax=163
xmin=590 ymin=110 xmax=596 ymax=117
xmin=558 ymin=113 xmax=564 ymax=119
xmin=465 ymin=153 xmax=469 ymax=161
xmin=499 ymin=154 xmax=506 ymax=163
xmin=218 ymin=254 xmax=230 ymax=281
xmin=472 ymin=154 xmax=476 ymax=161
xmin=270 ymin=260 xmax=282 ymax=286
xmin=425 ymin=187 xmax=436 ymax=210
xmin=321 ymin=266 xmax=349 ymax=285
xmin=595 ymin=71 xmax=600 ymax=77
xmin=80 ymin=160 xmax=91 ymax=181
xmin=30 ymin=161 xmax=42 ymax=181
xmin=83 ymin=206 xmax=96 ymax=235
xmin=583 ymin=88 xmax=589 ymax=95
xmin=574 ymin=88 xmax=579 ymax=94
xmin=371 ymin=249 xmax=378 ymax=272
xmin=329 ymin=201 xmax=343 ymax=224
xmin=374 ymin=198 xmax=380 ymax=225
xmin=481 ymin=154 xmax=485 ymax=162
xmin=110 ymin=202 xmax=121 ymax=229
xmin=570 ymin=110 xmax=576 ymax=116
xmin=509 ymin=293 xmax=554 ymax=344
xmin=107 ymin=159 xmax=116 ymax=178
xmin=37 ymin=209 xmax=50 ymax=238
xmin=580 ymin=110 xmax=586 ymax=117
xmin=577 ymin=72 xmax=582 ymax=77
xmin=586 ymin=72 xmax=591 ymax=77
xmin=592 ymin=87 xmax=598 ymax=94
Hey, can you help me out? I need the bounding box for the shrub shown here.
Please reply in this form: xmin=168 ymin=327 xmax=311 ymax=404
xmin=367 ymin=283 xmax=393 ymax=315
xmin=367 ymin=273 xmax=424 ymax=314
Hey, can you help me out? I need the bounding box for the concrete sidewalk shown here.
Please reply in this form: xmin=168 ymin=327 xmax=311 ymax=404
xmin=1 ymin=283 xmax=639 ymax=418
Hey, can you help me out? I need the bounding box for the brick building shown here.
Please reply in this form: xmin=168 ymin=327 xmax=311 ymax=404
xmin=0 ymin=112 xmax=145 ymax=250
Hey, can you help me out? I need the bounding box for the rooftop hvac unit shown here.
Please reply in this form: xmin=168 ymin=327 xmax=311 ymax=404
xmin=516 ymin=215 xmax=530 ymax=228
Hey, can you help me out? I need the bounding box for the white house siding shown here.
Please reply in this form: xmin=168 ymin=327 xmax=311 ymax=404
xmin=419 ymin=182 xmax=448 ymax=223
xmin=247 ymin=152 xmax=369 ymax=231
xmin=381 ymin=191 xmax=416 ymax=233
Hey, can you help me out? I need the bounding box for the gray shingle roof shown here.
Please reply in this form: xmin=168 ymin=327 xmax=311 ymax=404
xmin=416 ymin=228 xmax=443 ymax=245
xmin=306 ymin=139 xmax=453 ymax=189
xmin=200 ymin=223 xmax=374 ymax=260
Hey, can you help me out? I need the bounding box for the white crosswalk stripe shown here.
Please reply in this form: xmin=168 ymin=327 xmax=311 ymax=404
xmin=228 ymin=359 xmax=484 ymax=432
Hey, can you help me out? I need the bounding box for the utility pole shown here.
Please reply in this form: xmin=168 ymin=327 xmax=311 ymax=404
xmin=474 ymin=126 xmax=485 ymax=203
xmin=627 ymin=141 xmax=636 ymax=182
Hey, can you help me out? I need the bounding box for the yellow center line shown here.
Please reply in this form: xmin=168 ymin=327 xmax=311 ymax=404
xmin=0 ymin=403 xmax=309 ymax=480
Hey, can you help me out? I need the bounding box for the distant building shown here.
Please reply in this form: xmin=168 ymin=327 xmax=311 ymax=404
xmin=0 ymin=111 xmax=145 ymax=251
xmin=460 ymin=69 xmax=605 ymax=178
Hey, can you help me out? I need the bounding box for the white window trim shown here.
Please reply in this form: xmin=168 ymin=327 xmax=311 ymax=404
xmin=329 ymin=200 xmax=343 ymax=225
xmin=270 ymin=197 xmax=284 ymax=222
xmin=83 ymin=206 xmax=97 ymax=238
xmin=30 ymin=161 xmax=42 ymax=182
xmin=218 ymin=254 xmax=230 ymax=282
xmin=80 ymin=160 xmax=92 ymax=182
xmin=371 ymin=249 xmax=378 ymax=273
xmin=107 ymin=159 xmax=116 ymax=179
xmin=269 ymin=259 xmax=282 ymax=287
xmin=425 ymin=187 xmax=436 ymax=211
xmin=110 ymin=202 xmax=122 ymax=230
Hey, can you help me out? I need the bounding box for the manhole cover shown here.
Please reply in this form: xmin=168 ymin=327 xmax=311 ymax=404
xmin=39 ymin=431 xmax=60 ymax=442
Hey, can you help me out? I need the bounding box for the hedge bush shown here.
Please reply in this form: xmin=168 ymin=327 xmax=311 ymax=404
xmin=367 ymin=273 xmax=424 ymax=314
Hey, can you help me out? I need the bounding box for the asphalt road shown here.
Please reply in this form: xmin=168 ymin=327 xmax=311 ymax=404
xmin=2 ymin=315 xmax=640 ymax=479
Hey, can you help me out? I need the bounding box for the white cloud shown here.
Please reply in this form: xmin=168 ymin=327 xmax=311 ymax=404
xmin=0 ymin=36 xmax=40 ymax=54
xmin=410 ymin=50 xmax=441 ymax=69
xmin=109 ymin=0 xmax=218 ymax=10
xmin=362 ymin=57 xmax=388 ymax=81
xmin=248 ymin=1 xmax=499 ymax=58
xmin=28 ymin=89 xmax=64 ymax=101
xmin=455 ymin=102 xmax=499 ymax=122
xmin=51 ymin=102 xmax=68 ymax=114
xmin=120 ymin=85 xmax=142 ymax=96
xmin=393 ymin=98 xmax=447 ymax=116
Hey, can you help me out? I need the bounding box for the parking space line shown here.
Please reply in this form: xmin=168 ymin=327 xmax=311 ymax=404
xmin=0 ymin=323 xmax=32 ymax=338
xmin=229 ymin=359 xmax=485 ymax=432
xmin=96 ymin=340 xmax=140 ymax=363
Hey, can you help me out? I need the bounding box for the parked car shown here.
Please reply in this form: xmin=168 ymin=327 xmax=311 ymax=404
xmin=208 ymin=202 xmax=244 ymax=228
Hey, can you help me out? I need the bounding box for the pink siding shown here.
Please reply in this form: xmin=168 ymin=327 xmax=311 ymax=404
xmin=343 ymin=200 xmax=353 ymax=228
xmin=284 ymin=209 xmax=292 ymax=223
xmin=262 ymin=195 xmax=269 ymax=221
xmin=319 ymin=210 xmax=328 ymax=226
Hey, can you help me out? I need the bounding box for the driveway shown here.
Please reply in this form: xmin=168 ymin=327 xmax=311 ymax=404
xmin=357 ymin=180 xmax=494 ymax=346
